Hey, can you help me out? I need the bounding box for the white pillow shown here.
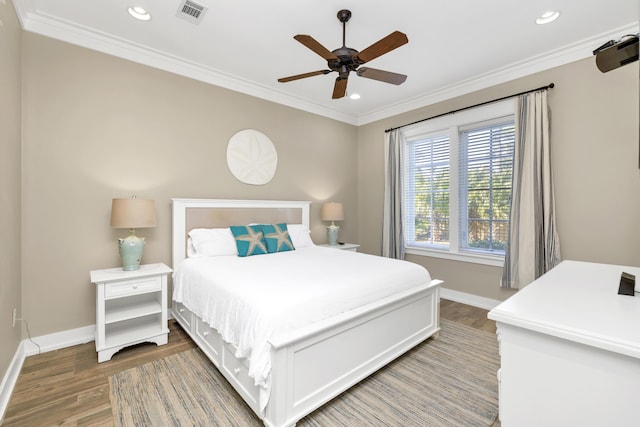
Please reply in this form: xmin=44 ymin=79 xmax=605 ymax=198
xmin=188 ymin=228 xmax=237 ymax=257
xmin=187 ymin=237 xmax=197 ymax=258
xmin=287 ymin=224 xmax=315 ymax=248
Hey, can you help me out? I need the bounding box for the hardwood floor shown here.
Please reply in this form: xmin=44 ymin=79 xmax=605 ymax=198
xmin=3 ymin=321 xmax=197 ymax=426
xmin=2 ymin=299 xmax=496 ymax=426
xmin=440 ymin=298 xmax=496 ymax=333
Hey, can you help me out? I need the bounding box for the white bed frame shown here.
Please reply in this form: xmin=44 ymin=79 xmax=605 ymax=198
xmin=171 ymin=198 xmax=442 ymax=427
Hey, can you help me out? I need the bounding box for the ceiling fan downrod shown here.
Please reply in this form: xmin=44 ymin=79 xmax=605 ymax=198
xmin=337 ymin=9 xmax=351 ymax=47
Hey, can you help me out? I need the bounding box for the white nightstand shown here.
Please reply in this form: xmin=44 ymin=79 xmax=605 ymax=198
xmin=320 ymin=243 xmax=360 ymax=252
xmin=90 ymin=263 xmax=172 ymax=363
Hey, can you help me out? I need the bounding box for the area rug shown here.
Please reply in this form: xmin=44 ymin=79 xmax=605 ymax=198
xmin=109 ymin=319 xmax=499 ymax=426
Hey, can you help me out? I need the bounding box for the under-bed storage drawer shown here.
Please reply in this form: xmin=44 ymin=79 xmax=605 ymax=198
xmin=195 ymin=317 xmax=222 ymax=365
xmin=222 ymin=342 xmax=260 ymax=413
xmin=172 ymin=301 xmax=193 ymax=330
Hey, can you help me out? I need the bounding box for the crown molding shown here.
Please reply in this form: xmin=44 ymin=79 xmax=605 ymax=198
xmin=16 ymin=5 xmax=359 ymax=125
xmin=356 ymin=22 xmax=639 ymax=125
xmin=14 ymin=2 xmax=638 ymax=126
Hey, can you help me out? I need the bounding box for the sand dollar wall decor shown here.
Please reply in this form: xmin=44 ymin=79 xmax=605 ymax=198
xmin=226 ymin=129 xmax=278 ymax=185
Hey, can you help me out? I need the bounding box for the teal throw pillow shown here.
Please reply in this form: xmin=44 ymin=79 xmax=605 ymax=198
xmin=262 ymin=223 xmax=295 ymax=253
xmin=230 ymin=225 xmax=268 ymax=257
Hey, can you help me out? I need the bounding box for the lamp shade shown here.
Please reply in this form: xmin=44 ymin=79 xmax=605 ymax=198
xmin=110 ymin=198 xmax=157 ymax=229
xmin=322 ymin=202 xmax=344 ymax=222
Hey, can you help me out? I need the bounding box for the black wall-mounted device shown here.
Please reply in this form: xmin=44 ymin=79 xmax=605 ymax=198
xmin=617 ymin=272 xmax=636 ymax=296
xmin=593 ymin=34 xmax=639 ymax=73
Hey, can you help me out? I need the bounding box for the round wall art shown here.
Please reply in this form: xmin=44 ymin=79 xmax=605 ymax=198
xmin=226 ymin=129 xmax=278 ymax=185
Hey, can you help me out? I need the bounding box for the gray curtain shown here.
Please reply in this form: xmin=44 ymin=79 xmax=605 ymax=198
xmin=501 ymin=90 xmax=561 ymax=289
xmin=382 ymin=130 xmax=405 ymax=259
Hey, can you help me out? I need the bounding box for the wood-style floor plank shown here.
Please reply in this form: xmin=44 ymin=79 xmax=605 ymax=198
xmin=3 ymin=321 xmax=195 ymax=426
xmin=3 ymin=299 xmax=495 ymax=426
xmin=440 ymin=298 xmax=496 ymax=333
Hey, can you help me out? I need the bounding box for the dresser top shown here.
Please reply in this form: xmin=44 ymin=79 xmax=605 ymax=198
xmin=489 ymin=260 xmax=640 ymax=359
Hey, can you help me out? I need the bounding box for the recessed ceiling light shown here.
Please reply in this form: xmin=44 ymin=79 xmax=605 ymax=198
xmin=128 ymin=6 xmax=151 ymax=21
xmin=536 ymin=10 xmax=560 ymax=25
xmin=349 ymin=93 xmax=361 ymax=100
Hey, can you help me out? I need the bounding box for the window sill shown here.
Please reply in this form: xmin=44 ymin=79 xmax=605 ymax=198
xmin=405 ymin=247 xmax=505 ymax=267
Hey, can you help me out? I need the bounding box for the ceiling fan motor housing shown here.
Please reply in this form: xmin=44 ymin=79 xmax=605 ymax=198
xmin=329 ymin=47 xmax=361 ymax=77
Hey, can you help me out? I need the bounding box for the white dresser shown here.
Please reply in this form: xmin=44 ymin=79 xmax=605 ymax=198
xmin=489 ymin=260 xmax=640 ymax=427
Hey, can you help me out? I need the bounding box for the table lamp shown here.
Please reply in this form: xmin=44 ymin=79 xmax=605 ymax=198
xmin=322 ymin=202 xmax=344 ymax=246
xmin=110 ymin=197 xmax=157 ymax=271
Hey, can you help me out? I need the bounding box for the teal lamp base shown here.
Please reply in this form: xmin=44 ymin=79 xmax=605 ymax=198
xmin=118 ymin=229 xmax=145 ymax=271
xmin=326 ymin=223 xmax=340 ymax=246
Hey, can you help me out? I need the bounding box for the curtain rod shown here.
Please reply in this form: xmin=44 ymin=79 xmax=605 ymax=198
xmin=384 ymin=82 xmax=555 ymax=133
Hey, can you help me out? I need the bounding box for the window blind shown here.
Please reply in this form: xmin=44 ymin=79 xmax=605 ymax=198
xmin=405 ymin=133 xmax=450 ymax=248
xmin=458 ymin=119 xmax=515 ymax=254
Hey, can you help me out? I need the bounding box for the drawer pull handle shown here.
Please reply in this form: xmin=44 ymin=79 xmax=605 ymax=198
xmin=133 ymin=284 xmax=138 ymax=289
xmin=234 ymin=368 xmax=241 ymax=375
xmin=203 ymin=331 xmax=210 ymax=337
xmin=179 ymin=308 xmax=185 ymax=313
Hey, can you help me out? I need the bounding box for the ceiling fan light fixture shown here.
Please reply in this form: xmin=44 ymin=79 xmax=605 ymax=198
xmin=536 ymin=10 xmax=560 ymax=25
xmin=128 ymin=6 xmax=151 ymax=21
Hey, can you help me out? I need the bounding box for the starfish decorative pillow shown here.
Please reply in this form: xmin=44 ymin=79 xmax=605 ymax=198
xmin=262 ymin=223 xmax=295 ymax=253
xmin=230 ymin=225 xmax=268 ymax=257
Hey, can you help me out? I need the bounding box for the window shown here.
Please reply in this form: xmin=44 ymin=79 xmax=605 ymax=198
xmin=405 ymin=132 xmax=450 ymax=248
xmin=403 ymin=100 xmax=515 ymax=265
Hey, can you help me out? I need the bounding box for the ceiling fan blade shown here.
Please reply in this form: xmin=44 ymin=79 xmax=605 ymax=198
xmin=356 ymin=31 xmax=408 ymax=64
xmin=357 ymin=67 xmax=407 ymax=85
xmin=294 ymin=35 xmax=339 ymax=61
xmin=332 ymin=77 xmax=348 ymax=99
xmin=278 ymin=70 xmax=331 ymax=83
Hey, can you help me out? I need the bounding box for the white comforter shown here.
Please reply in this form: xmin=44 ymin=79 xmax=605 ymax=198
xmin=172 ymin=245 xmax=430 ymax=411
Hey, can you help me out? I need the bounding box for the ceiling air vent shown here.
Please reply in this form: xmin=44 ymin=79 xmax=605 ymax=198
xmin=176 ymin=0 xmax=207 ymax=24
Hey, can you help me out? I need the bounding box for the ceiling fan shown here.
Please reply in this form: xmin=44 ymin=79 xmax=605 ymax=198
xmin=278 ymin=9 xmax=408 ymax=99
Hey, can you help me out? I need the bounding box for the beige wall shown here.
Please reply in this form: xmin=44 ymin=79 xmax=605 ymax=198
xmin=21 ymin=33 xmax=358 ymax=336
xmin=357 ymin=57 xmax=640 ymax=301
xmin=0 ymin=0 xmax=22 ymax=384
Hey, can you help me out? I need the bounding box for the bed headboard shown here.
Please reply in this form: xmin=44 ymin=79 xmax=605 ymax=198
xmin=171 ymin=198 xmax=311 ymax=268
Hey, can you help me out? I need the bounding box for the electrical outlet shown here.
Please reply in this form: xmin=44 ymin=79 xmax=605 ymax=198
xmin=12 ymin=309 xmax=16 ymax=328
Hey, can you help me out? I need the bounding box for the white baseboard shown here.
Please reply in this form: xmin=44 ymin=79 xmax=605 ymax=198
xmin=22 ymin=324 xmax=95 ymax=357
xmin=18 ymin=311 xmax=174 ymax=357
xmin=0 ymin=324 xmax=95 ymax=421
xmin=440 ymin=288 xmax=501 ymax=310
xmin=0 ymin=341 xmax=25 ymax=424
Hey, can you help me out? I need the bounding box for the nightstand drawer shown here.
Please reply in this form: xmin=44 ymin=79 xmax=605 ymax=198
xmin=105 ymin=276 xmax=160 ymax=298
